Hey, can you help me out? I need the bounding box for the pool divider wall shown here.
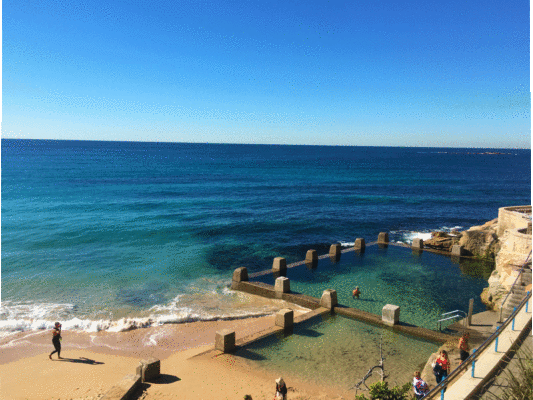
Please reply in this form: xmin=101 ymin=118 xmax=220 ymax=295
xmin=231 ymin=264 xmax=456 ymax=344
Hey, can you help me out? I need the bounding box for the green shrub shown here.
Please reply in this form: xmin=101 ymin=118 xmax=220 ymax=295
xmin=354 ymin=381 xmax=413 ymax=400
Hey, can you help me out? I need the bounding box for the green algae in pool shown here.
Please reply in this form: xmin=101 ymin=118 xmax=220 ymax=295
xmin=254 ymin=245 xmax=490 ymax=329
xmin=230 ymin=314 xmax=439 ymax=391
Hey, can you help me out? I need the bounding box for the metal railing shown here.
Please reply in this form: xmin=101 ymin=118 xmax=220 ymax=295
xmin=499 ymin=250 xmax=531 ymax=323
xmin=423 ymin=291 xmax=532 ymax=399
xmin=437 ymin=310 xmax=467 ymax=331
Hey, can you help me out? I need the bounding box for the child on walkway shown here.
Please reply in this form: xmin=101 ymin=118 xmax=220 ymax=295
xmin=458 ymin=332 xmax=470 ymax=363
xmin=412 ymin=371 xmax=430 ymax=400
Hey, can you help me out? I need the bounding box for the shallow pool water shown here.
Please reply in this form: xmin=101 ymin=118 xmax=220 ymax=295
xmin=255 ymin=245 xmax=491 ymax=329
xmin=231 ymin=314 xmax=440 ymax=391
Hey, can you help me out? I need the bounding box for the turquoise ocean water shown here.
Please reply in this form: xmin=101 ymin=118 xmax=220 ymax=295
xmin=1 ymin=139 xmax=530 ymax=335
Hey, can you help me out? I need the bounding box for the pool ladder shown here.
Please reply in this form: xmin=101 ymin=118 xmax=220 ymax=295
xmin=437 ymin=310 xmax=467 ymax=331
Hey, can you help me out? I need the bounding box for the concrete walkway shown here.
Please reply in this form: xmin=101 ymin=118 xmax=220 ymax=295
xmin=430 ymin=296 xmax=531 ymax=400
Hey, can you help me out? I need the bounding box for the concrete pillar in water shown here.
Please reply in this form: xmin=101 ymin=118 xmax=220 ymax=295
xmin=382 ymin=304 xmax=400 ymax=326
xmin=215 ymin=329 xmax=235 ymax=353
xmin=274 ymin=277 xmax=290 ymax=299
xmin=354 ymin=238 xmax=366 ymax=252
xmin=412 ymin=238 xmax=424 ymax=249
xmin=451 ymin=245 xmax=464 ymax=257
xmin=306 ymin=249 xmax=318 ymax=269
xmin=231 ymin=267 xmax=248 ymax=290
xmin=306 ymin=249 xmax=318 ymax=263
xmin=272 ymin=257 xmax=287 ymax=276
xmin=378 ymin=232 xmax=389 ymax=247
xmin=275 ymin=309 xmax=294 ymax=329
xmin=320 ymin=289 xmax=338 ymax=310
xmin=329 ymin=243 xmax=341 ymax=261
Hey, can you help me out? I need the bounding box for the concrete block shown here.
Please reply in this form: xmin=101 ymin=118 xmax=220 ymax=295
xmin=232 ymin=267 xmax=248 ymax=282
xmin=100 ymin=374 xmax=141 ymax=400
xmin=329 ymin=244 xmax=341 ymax=259
xmin=451 ymin=245 xmax=464 ymax=257
xmin=354 ymin=238 xmax=366 ymax=252
xmin=215 ymin=329 xmax=235 ymax=353
xmin=306 ymin=249 xmax=318 ymax=263
xmin=378 ymin=232 xmax=389 ymax=244
xmin=274 ymin=277 xmax=290 ymax=298
xmin=382 ymin=304 xmax=400 ymax=326
xmin=139 ymin=358 xmax=160 ymax=383
xmin=275 ymin=309 xmax=294 ymax=329
xmin=412 ymin=238 xmax=424 ymax=249
xmin=272 ymin=257 xmax=287 ymax=276
xmin=320 ymin=289 xmax=338 ymax=310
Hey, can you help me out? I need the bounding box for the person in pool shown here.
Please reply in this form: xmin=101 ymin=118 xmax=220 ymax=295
xmin=49 ymin=322 xmax=63 ymax=360
xmin=352 ymin=286 xmax=361 ymax=299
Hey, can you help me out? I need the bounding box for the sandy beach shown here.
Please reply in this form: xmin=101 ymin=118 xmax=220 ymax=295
xmin=0 ymin=308 xmax=346 ymax=400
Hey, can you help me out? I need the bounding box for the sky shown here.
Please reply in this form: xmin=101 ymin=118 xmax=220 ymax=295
xmin=2 ymin=0 xmax=531 ymax=148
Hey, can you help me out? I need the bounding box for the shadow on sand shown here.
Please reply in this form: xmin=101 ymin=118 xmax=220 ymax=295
xmin=56 ymin=357 xmax=104 ymax=365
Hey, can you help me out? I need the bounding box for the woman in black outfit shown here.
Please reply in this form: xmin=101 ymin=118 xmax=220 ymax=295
xmin=49 ymin=322 xmax=63 ymax=359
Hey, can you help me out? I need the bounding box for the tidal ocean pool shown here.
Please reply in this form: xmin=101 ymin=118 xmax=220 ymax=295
xmin=253 ymin=244 xmax=491 ymax=329
xmin=231 ymin=313 xmax=440 ymax=391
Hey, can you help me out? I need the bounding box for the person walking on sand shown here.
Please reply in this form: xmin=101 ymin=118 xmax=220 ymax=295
xmin=435 ymin=350 xmax=450 ymax=383
xmin=275 ymin=377 xmax=287 ymax=400
xmin=412 ymin=371 xmax=429 ymax=400
xmin=458 ymin=332 xmax=470 ymax=363
xmin=352 ymin=286 xmax=361 ymax=299
xmin=49 ymin=322 xmax=63 ymax=359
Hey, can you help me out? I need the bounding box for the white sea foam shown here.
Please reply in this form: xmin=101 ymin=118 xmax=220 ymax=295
xmin=0 ymin=289 xmax=277 ymax=335
xmin=340 ymin=226 xmax=465 ymax=247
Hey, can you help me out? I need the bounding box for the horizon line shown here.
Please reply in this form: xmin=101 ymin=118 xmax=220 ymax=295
xmin=1 ymin=137 xmax=531 ymax=151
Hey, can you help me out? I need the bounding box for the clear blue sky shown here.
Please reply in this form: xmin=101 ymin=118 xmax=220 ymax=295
xmin=3 ymin=0 xmax=531 ymax=148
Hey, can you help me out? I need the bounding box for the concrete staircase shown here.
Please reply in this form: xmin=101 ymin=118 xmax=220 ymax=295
xmin=501 ymin=263 xmax=532 ymax=320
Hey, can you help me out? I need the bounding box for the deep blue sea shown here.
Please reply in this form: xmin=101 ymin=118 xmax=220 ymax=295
xmin=1 ymin=139 xmax=530 ymax=335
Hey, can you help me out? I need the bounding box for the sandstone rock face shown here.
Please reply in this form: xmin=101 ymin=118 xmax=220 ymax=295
xmin=476 ymin=210 xmax=531 ymax=312
xmin=458 ymin=229 xmax=499 ymax=258
xmin=452 ymin=218 xmax=500 ymax=259
xmin=480 ymin=270 xmax=508 ymax=310
xmin=423 ymin=232 xmax=459 ymax=251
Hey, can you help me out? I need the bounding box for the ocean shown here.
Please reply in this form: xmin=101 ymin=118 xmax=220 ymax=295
xmin=1 ymin=139 xmax=530 ymax=335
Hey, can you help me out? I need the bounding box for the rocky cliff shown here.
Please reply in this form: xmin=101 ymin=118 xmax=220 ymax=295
xmin=423 ymin=218 xmax=499 ymax=259
xmin=422 ymin=208 xmax=531 ymax=312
